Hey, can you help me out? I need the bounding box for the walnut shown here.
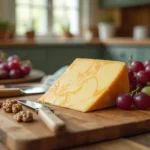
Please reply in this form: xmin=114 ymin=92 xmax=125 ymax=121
xmin=3 ymin=101 xmax=13 ymax=113
xmin=12 ymin=103 xmax=22 ymax=113
xmin=14 ymin=111 xmax=33 ymax=122
xmin=5 ymin=99 xmax=17 ymax=104
xmin=3 ymin=99 xmax=18 ymax=113
xmin=0 ymin=101 xmax=3 ymax=108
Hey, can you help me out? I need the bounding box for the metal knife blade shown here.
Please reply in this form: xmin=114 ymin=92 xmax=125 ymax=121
xmin=17 ymin=100 xmax=52 ymax=111
xmin=0 ymin=84 xmax=49 ymax=97
xmin=18 ymin=100 xmax=65 ymax=133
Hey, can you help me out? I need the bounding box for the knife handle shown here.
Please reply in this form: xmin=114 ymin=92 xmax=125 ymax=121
xmin=38 ymin=108 xmax=65 ymax=133
xmin=0 ymin=88 xmax=23 ymax=97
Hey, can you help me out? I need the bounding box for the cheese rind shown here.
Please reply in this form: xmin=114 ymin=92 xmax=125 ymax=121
xmin=38 ymin=58 xmax=129 ymax=112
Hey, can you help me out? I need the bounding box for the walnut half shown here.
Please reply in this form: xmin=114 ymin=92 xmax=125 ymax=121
xmin=14 ymin=111 xmax=33 ymax=122
xmin=3 ymin=99 xmax=18 ymax=113
xmin=12 ymin=103 xmax=22 ymax=113
xmin=3 ymin=101 xmax=13 ymax=113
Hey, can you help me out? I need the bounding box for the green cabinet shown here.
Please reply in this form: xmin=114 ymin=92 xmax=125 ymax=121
xmin=104 ymin=46 xmax=138 ymax=62
xmin=2 ymin=44 xmax=150 ymax=75
xmin=46 ymin=45 xmax=104 ymax=74
xmin=104 ymin=46 xmax=150 ymax=63
xmin=1 ymin=45 xmax=104 ymax=74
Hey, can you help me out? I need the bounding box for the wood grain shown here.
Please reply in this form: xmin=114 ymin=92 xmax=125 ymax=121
xmin=71 ymin=139 xmax=150 ymax=150
xmin=0 ymin=95 xmax=150 ymax=150
xmin=88 ymin=38 xmax=150 ymax=46
xmin=128 ymin=133 xmax=150 ymax=147
xmin=118 ymin=5 xmax=150 ymax=37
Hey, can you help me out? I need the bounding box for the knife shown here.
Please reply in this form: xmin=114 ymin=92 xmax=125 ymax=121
xmin=18 ymin=100 xmax=65 ymax=133
xmin=0 ymin=84 xmax=49 ymax=97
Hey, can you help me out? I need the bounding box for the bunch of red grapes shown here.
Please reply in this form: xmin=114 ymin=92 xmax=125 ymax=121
xmin=0 ymin=55 xmax=31 ymax=79
xmin=116 ymin=59 xmax=150 ymax=110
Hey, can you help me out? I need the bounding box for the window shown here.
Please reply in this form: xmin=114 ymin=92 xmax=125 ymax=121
xmin=15 ymin=0 xmax=80 ymax=36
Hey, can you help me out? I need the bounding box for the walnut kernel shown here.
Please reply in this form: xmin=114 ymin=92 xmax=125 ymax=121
xmin=6 ymin=99 xmax=17 ymax=104
xmin=3 ymin=101 xmax=13 ymax=113
xmin=14 ymin=110 xmax=33 ymax=122
xmin=3 ymin=99 xmax=18 ymax=113
xmin=12 ymin=103 xmax=22 ymax=113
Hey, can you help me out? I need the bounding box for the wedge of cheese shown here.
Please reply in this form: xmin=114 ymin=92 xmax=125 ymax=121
xmin=38 ymin=58 xmax=129 ymax=112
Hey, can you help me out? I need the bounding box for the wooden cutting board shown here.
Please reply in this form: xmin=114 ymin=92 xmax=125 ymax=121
xmin=0 ymin=95 xmax=150 ymax=150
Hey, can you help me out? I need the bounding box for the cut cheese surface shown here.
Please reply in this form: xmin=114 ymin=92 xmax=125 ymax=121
xmin=38 ymin=58 xmax=129 ymax=112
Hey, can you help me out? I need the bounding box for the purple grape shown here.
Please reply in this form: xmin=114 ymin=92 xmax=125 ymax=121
xmin=144 ymin=59 xmax=150 ymax=67
xmin=116 ymin=93 xmax=133 ymax=110
xmin=9 ymin=69 xmax=21 ymax=79
xmin=129 ymin=81 xmax=137 ymax=92
xmin=128 ymin=70 xmax=135 ymax=82
xmin=136 ymin=71 xmax=149 ymax=85
xmin=133 ymin=92 xmax=150 ymax=110
xmin=0 ymin=63 xmax=9 ymax=72
xmin=131 ymin=61 xmax=145 ymax=73
xmin=145 ymin=65 xmax=150 ymax=79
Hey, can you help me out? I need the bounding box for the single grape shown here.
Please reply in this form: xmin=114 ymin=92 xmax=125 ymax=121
xmin=144 ymin=59 xmax=150 ymax=67
xmin=116 ymin=93 xmax=133 ymax=110
xmin=0 ymin=70 xmax=9 ymax=79
xmin=7 ymin=55 xmax=20 ymax=62
xmin=20 ymin=64 xmax=31 ymax=76
xmin=133 ymin=92 xmax=150 ymax=110
xmin=141 ymin=86 xmax=150 ymax=96
xmin=131 ymin=61 xmax=145 ymax=73
xmin=9 ymin=69 xmax=21 ymax=79
xmin=135 ymin=71 xmax=149 ymax=85
xmin=8 ymin=60 xmax=20 ymax=70
xmin=145 ymin=65 xmax=150 ymax=79
xmin=0 ymin=63 xmax=9 ymax=72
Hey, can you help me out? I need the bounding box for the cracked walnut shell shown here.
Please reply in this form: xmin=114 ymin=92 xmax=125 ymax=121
xmin=14 ymin=111 xmax=33 ymax=122
xmin=12 ymin=103 xmax=22 ymax=113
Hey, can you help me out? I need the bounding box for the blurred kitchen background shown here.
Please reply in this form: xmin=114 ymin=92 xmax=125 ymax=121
xmin=0 ymin=0 xmax=150 ymax=74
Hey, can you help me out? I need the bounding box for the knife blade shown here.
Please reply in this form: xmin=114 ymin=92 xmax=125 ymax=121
xmin=18 ymin=100 xmax=65 ymax=133
xmin=0 ymin=84 xmax=49 ymax=97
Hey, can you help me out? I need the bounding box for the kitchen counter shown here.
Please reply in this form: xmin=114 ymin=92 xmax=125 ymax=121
xmin=0 ymin=37 xmax=86 ymax=47
xmin=88 ymin=38 xmax=150 ymax=46
xmin=1 ymin=37 xmax=150 ymax=47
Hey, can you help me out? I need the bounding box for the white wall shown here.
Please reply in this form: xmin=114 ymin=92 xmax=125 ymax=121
xmin=0 ymin=0 xmax=15 ymax=24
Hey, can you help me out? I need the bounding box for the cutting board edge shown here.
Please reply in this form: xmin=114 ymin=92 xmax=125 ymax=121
xmin=0 ymin=119 xmax=150 ymax=150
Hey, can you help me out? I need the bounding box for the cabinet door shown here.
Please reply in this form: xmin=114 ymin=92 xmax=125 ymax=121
xmin=104 ymin=46 xmax=138 ymax=62
xmin=136 ymin=47 xmax=150 ymax=62
xmin=47 ymin=45 xmax=104 ymax=74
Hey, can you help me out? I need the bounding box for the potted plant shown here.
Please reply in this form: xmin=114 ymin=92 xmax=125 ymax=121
xmin=61 ymin=23 xmax=73 ymax=38
xmin=25 ymin=19 xmax=36 ymax=39
xmin=97 ymin=15 xmax=115 ymax=40
xmin=0 ymin=21 xmax=11 ymax=39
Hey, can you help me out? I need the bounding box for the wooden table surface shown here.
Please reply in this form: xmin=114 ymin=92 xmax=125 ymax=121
xmin=0 ymin=84 xmax=150 ymax=150
xmin=0 ymin=132 xmax=149 ymax=150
